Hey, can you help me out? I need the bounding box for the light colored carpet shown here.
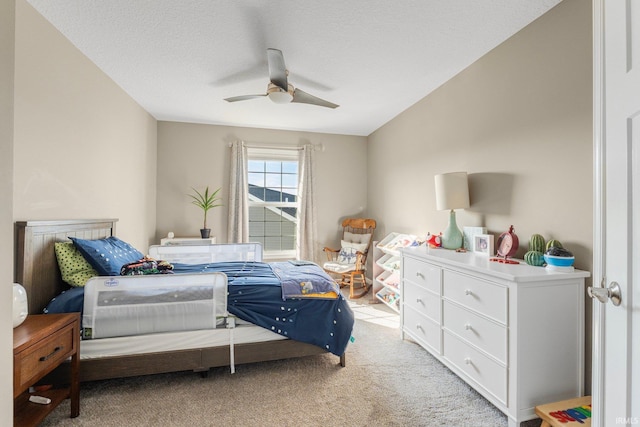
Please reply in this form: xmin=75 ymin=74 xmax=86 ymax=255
xmin=40 ymin=299 xmax=541 ymax=427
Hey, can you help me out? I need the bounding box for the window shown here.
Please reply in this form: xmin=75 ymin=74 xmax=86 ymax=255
xmin=247 ymin=148 xmax=299 ymax=259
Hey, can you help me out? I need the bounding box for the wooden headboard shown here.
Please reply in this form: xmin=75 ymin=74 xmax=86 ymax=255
xmin=15 ymin=219 xmax=118 ymax=314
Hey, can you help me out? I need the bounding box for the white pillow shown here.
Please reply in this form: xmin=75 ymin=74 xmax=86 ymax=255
xmin=344 ymin=231 xmax=371 ymax=245
xmin=338 ymin=240 xmax=368 ymax=264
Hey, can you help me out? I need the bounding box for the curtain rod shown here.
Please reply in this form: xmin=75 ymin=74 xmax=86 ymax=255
xmin=227 ymin=142 xmax=325 ymax=152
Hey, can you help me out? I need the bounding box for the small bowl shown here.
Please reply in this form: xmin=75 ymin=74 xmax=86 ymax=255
xmin=544 ymin=254 xmax=575 ymax=267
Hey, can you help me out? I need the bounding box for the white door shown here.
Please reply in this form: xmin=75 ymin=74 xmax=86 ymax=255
xmin=591 ymin=0 xmax=640 ymax=425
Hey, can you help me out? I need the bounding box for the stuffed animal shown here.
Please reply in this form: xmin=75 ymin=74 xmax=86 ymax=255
xmin=300 ymin=281 xmax=314 ymax=294
xmin=426 ymin=233 xmax=442 ymax=248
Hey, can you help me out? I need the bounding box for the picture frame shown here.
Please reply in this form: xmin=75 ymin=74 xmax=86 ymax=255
xmin=463 ymin=226 xmax=487 ymax=251
xmin=473 ymin=234 xmax=494 ymax=256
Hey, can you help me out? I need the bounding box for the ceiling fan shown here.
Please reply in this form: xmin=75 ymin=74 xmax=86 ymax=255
xmin=224 ymin=48 xmax=339 ymax=109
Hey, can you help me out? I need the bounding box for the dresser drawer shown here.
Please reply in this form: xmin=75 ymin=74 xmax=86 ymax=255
xmin=442 ymin=270 xmax=507 ymax=324
xmin=443 ymin=301 xmax=507 ymax=364
xmin=403 ymin=257 xmax=441 ymax=294
xmin=404 ymin=282 xmax=440 ymax=323
xmin=403 ymin=305 xmax=441 ymax=353
xmin=14 ymin=323 xmax=75 ymax=391
xmin=443 ymin=331 xmax=507 ymax=404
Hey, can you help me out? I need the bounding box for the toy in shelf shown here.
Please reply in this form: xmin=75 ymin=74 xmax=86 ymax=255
xmin=375 ymin=270 xmax=401 ymax=290
xmin=373 ymin=232 xmax=419 ymax=312
xmin=382 ymin=255 xmax=402 ymax=271
xmin=383 ymin=271 xmax=401 ymax=289
xmin=376 ymin=287 xmax=400 ymax=310
xmin=377 ymin=233 xmax=419 ymax=254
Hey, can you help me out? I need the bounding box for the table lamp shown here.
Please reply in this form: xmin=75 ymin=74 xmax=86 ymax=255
xmin=13 ymin=283 xmax=28 ymax=328
xmin=434 ymin=172 xmax=470 ymax=249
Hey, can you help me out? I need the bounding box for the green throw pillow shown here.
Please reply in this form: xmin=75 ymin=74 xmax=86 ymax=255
xmin=54 ymin=242 xmax=99 ymax=287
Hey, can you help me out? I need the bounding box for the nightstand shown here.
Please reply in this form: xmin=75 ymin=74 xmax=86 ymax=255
xmin=13 ymin=313 xmax=80 ymax=426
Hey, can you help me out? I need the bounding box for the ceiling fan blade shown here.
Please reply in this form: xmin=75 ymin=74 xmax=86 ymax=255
xmin=292 ymin=88 xmax=339 ymax=109
xmin=224 ymin=94 xmax=267 ymax=103
xmin=267 ymin=48 xmax=288 ymax=91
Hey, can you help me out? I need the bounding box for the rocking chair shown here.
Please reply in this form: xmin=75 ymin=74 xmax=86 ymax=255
xmin=323 ymin=218 xmax=376 ymax=299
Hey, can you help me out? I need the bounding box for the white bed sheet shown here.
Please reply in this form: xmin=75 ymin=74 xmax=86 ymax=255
xmin=79 ymin=320 xmax=286 ymax=360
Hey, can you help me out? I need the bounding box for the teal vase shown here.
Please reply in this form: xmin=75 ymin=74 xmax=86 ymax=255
xmin=441 ymin=210 xmax=463 ymax=249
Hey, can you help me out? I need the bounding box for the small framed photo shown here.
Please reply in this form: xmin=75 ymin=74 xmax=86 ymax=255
xmin=463 ymin=226 xmax=487 ymax=251
xmin=474 ymin=234 xmax=494 ymax=256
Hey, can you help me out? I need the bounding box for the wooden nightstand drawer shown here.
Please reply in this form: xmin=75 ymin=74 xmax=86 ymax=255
xmin=13 ymin=313 xmax=80 ymax=426
xmin=15 ymin=323 xmax=74 ymax=393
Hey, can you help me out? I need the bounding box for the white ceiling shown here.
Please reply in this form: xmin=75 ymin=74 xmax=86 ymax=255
xmin=27 ymin=0 xmax=562 ymax=136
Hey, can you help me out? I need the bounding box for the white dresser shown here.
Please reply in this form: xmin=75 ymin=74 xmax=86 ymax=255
xmin=400 ymin=246 xmax=589 ymax=427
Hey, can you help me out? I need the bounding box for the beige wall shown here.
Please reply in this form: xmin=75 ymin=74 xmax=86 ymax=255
xmin=1 ymin=0 xmax=15 ymax=422
xmin=156 ymin=121 xmax=367 ymax=263
xmin=4 ymin=1 xmax=158 ymax=418
xmin=13 ymin=0 xmax=158 ymax=251
xmin=368 ymin=0 xmax=593 ymax=389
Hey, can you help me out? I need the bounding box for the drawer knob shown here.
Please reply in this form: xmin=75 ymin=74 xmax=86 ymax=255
xmin=465 ymin=323 xmax=473 ymax=331
xmin=465 ymin=357 xmax=472 ymax=365
xmin=465 ymin=289 xmax=473 ymax=296
xmin=416 ymin=272 xmax=425 ymax=279
xmin=416 ymin=323 xmax=423 ymax=330
xmin=416 ymin=297 xmax=422 ymax=303
xmin=39 ymin=346 xmax=64 ymax=362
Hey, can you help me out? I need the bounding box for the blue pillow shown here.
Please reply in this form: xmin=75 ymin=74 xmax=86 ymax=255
xmin=43 ymin=286 xmax=84 ymax=315
xmin=70 ymin=236 xmax=144 ymax=276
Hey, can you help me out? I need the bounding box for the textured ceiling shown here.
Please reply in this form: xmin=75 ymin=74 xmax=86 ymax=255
xmin=27 ymin=0 xmax=562 ymax=136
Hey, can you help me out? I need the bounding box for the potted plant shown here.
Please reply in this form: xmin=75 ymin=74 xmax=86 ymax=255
xmin=188 ymin=186 xmax=223 ymax=238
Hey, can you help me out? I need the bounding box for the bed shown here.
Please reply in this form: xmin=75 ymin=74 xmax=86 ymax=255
xmin=14 ymin=219 xmax=350 ymax=383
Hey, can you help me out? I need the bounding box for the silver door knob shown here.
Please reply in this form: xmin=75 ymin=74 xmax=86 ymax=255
xmin=588 ymin=281 xmax=621 ymax=306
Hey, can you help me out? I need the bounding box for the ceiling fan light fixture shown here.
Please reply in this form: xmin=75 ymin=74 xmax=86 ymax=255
xmin=226 ymin=50 xmax=337 ymax=108
xmin=267 ymin=84 xmax=293 ymax=104
xmin=268 ymin=90 xmax=293 ymax=104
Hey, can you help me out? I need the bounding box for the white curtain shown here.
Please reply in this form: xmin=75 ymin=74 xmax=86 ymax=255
xmin=297 ymin=145 xmax=317 ymax=261
xmin=227 ymin=141 xmax=249 ymax=243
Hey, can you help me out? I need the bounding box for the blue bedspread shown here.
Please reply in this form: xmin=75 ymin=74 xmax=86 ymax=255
xmin=47 ymin=261 xmax=355 ymax=356
xmin=173 ymin=261 xmax=339 ymax=299
xmin=172 ymin=261 xmax=353 ymax=355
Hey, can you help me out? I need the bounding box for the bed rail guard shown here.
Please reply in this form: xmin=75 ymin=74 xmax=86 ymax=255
xmin=83 ymin=272 xmax=228 ymax=340
xmin=148 ymin=243 xmax=263 ymax=264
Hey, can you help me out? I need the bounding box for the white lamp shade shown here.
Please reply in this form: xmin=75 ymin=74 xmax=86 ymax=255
xmin=434 ymin=172 xmax=470 ymax=211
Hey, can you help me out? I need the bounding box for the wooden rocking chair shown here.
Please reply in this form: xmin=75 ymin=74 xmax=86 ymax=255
xmin=322 ymin=218 xmax=376 ymax=299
